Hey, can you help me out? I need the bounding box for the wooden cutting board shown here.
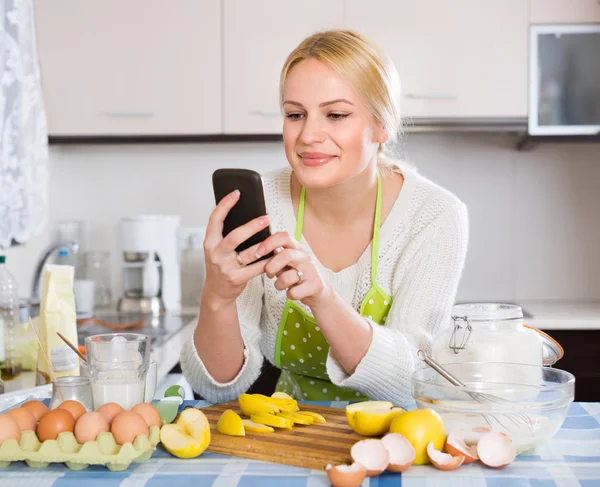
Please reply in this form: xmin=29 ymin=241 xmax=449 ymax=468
xmin=198 ymin=400 xmax=365 ymax=470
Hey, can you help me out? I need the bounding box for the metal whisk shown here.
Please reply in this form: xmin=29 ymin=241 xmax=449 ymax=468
xmin=416 ymin=350 xmax=533 ymax=435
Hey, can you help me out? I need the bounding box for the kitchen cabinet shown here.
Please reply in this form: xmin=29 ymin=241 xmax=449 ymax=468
xmin=223 ymin=0 xmax=344 ymax=134
xmin=541 ymin=330 xmax=600 ymax=402
xmin=345 ymin=0 xmax=528 ymax=120
xmin=34 ymin=0 xmax=221 ymax=136
xmin=530 ymin=0 xmax=600 ymax=24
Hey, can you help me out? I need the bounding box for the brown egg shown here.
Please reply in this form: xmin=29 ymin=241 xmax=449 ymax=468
xmin=110 ymin=411 xmax=149 ymax=445
xmin=37 ymin=409 xmax=75 ymax=442
xmin=57 ymin=400 xmax=86 ymax=421
xmin=74 ymin=412 xmax=110 ymax=444
xmin=96 ymin=403 xmax=124 ymax=425
xmin=0 ymin=415 xmax=21 ymax=446
xmin=6 ymin=408 xmax=37 ymax=432
xmin=130 ymin=403 xmax=162 ymax=428
xmin=21 ymin=400 xmax=49 ymax=421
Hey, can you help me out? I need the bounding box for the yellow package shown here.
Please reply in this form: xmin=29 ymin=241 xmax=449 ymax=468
xmin=16 ymin=316 xmax=39 ymax=373
xmin=37 ymin=265 xmax=80 ymax=384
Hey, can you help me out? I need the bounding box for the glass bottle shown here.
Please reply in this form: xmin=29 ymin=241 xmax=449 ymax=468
xmin=83 ymin=251 xmax=112 ymax=308
xmin=0 ymin=255 xmax=22 ymax=381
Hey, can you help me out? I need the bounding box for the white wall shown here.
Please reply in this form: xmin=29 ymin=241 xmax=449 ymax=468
xmin=5 ymin=134 xmax=600 ymax=306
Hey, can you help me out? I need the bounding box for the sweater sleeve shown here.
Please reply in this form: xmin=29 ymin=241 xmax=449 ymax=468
xmin=326 ymin=202 xmax=469 ymax=408
xmin=179 ymin=274 xmax=266 ymax=403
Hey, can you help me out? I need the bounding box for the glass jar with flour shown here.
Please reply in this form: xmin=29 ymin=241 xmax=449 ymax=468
xmin=430 ymin=303 xmax=562 ymax=391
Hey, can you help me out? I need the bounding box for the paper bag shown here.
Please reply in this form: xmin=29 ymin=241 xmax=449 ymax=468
xmin=36 ymin=265 xmax=80 ymax=384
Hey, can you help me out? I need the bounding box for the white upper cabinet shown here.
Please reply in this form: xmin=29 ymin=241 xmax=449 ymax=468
xmin=530 ymin=0 xmax=600 ymax=23
xmin=35 ymin=0 xmax=221 ymax=136
xmin=345 ymin=0 xmax=529 ymax=119
xmin=223 ymin=0 xmax=344 ymax=134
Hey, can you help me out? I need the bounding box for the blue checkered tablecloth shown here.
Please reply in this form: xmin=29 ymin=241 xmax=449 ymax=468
xmin=1 ymin=400 xmax=600 ymax=486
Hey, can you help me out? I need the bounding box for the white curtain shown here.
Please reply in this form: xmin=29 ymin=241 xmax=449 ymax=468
xmin=0 ymin=0 xmax=48 ymax=249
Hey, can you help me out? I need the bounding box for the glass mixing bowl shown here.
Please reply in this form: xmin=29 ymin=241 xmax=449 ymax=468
xmin=411 ymin=362 xmax=575 ymax=453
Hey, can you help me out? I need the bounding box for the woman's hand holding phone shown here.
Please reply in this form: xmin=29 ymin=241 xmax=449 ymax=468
xmin=256 ymin=232 xmax=331 ymax=309
xmin=203 ymin=189 xmax=272 ymax=304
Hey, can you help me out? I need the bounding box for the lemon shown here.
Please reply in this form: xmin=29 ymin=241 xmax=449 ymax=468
xmin=216 ymin=409 xmax=245 ymax=436
xmin=160 ymin=408 xmax=211 ymax=459
xmin=242 ymin=419 xmax=275 ymax=433
xmin=277 ymin=412 xmax=314 ymax=425
xmin=297 ymin=410 xmax=327 ymax=424
xmin=389 ymin=408 xmax=446 ymax=465
xmin=250 ymin=413 xmax=294 ymax=429
xmin=238 ymin=393 xmax=280 ymax=416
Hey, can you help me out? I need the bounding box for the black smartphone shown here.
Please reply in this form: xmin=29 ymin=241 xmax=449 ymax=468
xmin=212 ymin=168 xmax=273 ymax=261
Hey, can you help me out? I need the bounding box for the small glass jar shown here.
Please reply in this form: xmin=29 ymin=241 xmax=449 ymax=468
xmin=49 ymin=376 xmax=93 ymax=411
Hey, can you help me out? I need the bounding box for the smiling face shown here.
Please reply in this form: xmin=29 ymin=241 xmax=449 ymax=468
xmin=282 ymin=58 xmax=387 ymax=189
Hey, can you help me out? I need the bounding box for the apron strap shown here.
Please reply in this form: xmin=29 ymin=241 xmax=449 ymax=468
xmin=371 ymin=172 xmax=383 ymax=283
xmin=295 ymin=186 xmax=306 ymax=242
xmin=294 ymin=172 xmax=383 ymax=283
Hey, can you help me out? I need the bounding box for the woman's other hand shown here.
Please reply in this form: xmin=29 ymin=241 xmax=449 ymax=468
xmin=256 ymin=232 xmax=331 ymax=308
xmin=203 ymin=189 xmax=270 ymax=304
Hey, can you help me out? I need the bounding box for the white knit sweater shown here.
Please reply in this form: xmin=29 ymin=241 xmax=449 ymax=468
xmin=180 ymin=163 xmax=469 ymax=408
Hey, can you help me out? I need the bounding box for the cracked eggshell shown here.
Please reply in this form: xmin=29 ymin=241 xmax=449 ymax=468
xmin=350 ymin=438 xmax=389 ymax=477
xmin=427 ymin=441 xmax=465 ymax=470
xmin=444 ymin=430 xmax=479 ymax=464
xmin=325 ymin=462 xmax=367 ymax=487
xmin=381 ymin=433 xmax=416 ymax=472
xmin=477 ymin=432 xmax=517 ymax=468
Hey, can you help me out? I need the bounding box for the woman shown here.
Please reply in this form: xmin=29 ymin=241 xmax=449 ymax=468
xmin=180 ymin=30 xmax=468 ymax=407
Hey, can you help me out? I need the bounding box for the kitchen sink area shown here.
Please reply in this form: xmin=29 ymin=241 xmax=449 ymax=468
xmin=76 ymin=310 xmax=198 ymax=349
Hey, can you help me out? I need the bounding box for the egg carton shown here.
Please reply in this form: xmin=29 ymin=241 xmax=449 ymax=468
xmin=0 ymin=425 xmax=160 ymax=472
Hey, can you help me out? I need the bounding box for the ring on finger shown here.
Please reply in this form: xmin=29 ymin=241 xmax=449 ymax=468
xmin=235 ymin=252 xmax=245 ymax=267
xmin=296 ymin=269 xmax=303 ymax=283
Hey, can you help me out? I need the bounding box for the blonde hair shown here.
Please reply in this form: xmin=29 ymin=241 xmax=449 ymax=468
xmin=280 ymin=29 xmax=403 ymax=171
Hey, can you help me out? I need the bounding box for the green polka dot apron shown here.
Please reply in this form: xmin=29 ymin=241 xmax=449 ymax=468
xmin=274 ymin=173 xmax=392 ymax=401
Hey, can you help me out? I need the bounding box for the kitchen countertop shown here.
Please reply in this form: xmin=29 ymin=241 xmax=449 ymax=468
xmin=1 ymin=400 xmax=599 ymax=486
xmin=76 ymin=308 xmax=198 ymax=381
xmin=519 ymin=300 xmax=600 ymax=330
xmin=2 ymin=300 xmax=598 ymax=409
xmin=0 ymin=308 xmax=198 ymax=411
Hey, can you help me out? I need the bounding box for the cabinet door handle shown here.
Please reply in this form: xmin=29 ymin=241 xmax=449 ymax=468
xmin=249 ymin=110 xmax=282 ymax=117
xmin=100 ymin=111 xmax=154 ymax=118
xmin=403 ymin=93 xmax=457 ymax=100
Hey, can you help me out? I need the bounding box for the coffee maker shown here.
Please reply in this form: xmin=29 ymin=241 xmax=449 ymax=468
xmin=117 ymin=215 xmax=181 ymax=315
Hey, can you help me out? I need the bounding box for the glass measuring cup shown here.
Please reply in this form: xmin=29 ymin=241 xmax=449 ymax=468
xmin=85 ymin=333 xmax=150 ymax=410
